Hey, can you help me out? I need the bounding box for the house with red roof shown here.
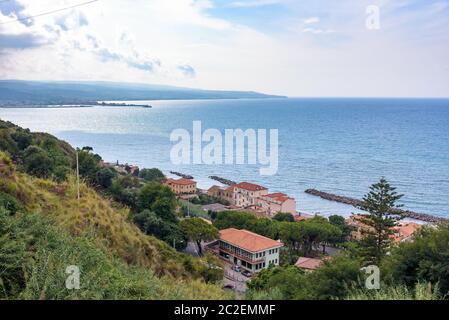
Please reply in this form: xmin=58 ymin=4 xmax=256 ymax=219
xmin=257 ymin=192 xmax=297 ymax=215
xmin=207 ymin=181 xmax=297 ymax=216
xmin=217 ymin=228 xmax=283 ymax=273
xmin=163 ymin=178 xmax=197 ymax=194
xmin=233 ymin=182 xmax=269 ymax=207
xmin=295 ymin=257 xmax=323 ymax=271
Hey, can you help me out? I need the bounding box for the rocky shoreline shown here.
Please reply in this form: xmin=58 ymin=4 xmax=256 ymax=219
xmin=305 ymin=189 xmax=449 ymax=224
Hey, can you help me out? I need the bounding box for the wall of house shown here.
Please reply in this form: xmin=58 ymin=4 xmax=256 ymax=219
xmin=281 ymin=199 xmax=297 ymax=214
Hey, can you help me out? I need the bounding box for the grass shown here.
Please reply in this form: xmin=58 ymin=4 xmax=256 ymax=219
xmin=0 ymin=153 xmax=231 ymax=299
xmin=345 ymin=283 xmax=442 ymax=300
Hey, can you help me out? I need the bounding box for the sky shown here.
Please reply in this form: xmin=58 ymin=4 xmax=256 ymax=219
xmin=0 ymin=0 xmax=448 ymax=97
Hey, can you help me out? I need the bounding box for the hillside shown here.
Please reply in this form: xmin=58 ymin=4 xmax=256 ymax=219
xmin=0 ymin=153 xmax=229 ymax=299
xmin=0 ymin=80 xmax=286 ymax=106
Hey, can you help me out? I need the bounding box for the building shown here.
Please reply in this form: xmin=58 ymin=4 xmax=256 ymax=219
xmin=217 ymin=228 xmax=283 ymax=273
xmin=257 ymin=192 xmax=297 ymax=216
xmin=392 ymin=222 xmax=422 ymax=243
xmin=164 ymin=178 xmax=197 ymax=194
xmin=233 ymin=182 xmax=268 ymax=207
xmin=347 ymin=214 xmax=422 ymax=242
xmin=208 ymin=181 xmax=297 ymax=216
xmin=207 ymin=185 xmax=235 ymax=205
xmin=295 ymin=257 xmax=323 ymax=271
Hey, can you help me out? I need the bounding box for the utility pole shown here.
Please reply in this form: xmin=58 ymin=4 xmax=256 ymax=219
xmin=76 ymin=151 xmax=80 ymax=202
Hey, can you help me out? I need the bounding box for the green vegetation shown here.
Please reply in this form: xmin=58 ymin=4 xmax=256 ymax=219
xmin=2 ymin=120 xmax=447 ymax=301
xmin=0 ymin=138 xmax=228 ymax=299
xmin=214 ymin=211 xmax=341 ymax=258
xmin=139 ymin=168 xmax=165 ymax=182
xmin=272 ymin=212 xmax=295 ymax=222
xmin=181 ymin=218 xmax=219 ymax=256
xmin=346 ymin=283 xmax=442 ymax=300
xmin=358 ymin=177 xmax=404 ymax=265
xmin=247 ymin=254 xmax=362 ymax=300
xmin=190 ymin=194 xmax=229 ymax=206
xmin=381 ymin=224 xmax=449 ymax=295
xmin=1 ymin=120 xmax=75 ymax=182
xmin=245 ymin=178 xmax=449 ymax=300
xmin=0 ymin=210 xmax=226 ymax=299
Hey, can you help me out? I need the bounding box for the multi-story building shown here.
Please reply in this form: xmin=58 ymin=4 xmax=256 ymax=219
xmin=207 ymin=185 xmax=236 ymax=205
xmin=164 ymin=178 xmax=197 ymax=194
xmin=208 ymin=181 xmax=297 ymax=215
xmin=217 ymin=228 xmax=283 ymax=273
xmin=233 ymin=182 xmax=268 ymax=207
xmin=257 ymin=192 xmax=297 ymax=216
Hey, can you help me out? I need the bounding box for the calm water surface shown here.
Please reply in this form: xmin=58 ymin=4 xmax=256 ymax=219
xmin=1 ymin=98 xmax=448 ymax=218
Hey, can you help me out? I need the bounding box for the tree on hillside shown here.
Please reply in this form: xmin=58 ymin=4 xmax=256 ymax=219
xmin=77 ymin=149 xmax=101 ymax=178
xmin=137 ymin=182 xmax=177 ymax=222
xmin=94 ymin=167 xmax=117 ymax=189
xmin=382 ymin=224 xmax=449 ymax=295
xmin=358 ymin=177 xmax=403 ymax=265
xmin=273 ymin=212 xmax=295 ymax=222
xmin=133 ymin=210 xmax=187 ymax=250
xmin=139 ymin=168 xmax=165 ymax=182
xmin=328 ymin=215 xmax=353 ymax=244
xmin=298 ymin=217 xmax=342 ymax=256
xmin=278 ymin=221 xmax=302 ymax=251
xmin=21 ymin=145 xmax=53 ymax=179
xmin=213 ymin=211 xmax=259 ymax=231
xmin=181 ymin=218 xmax=219 ymax=256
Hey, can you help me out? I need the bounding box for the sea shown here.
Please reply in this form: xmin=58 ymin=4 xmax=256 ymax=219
xmin=1 ymin=98 xmax=449 ymax=218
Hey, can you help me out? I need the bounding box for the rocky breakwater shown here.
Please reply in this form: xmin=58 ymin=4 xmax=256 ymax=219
xmin=305 ymin=189 xmax=449 ymax=224
xmin=209 ymin=176 xmax=236 ymax=186
xmin=170 ymin=171 xmax=194 ymax=179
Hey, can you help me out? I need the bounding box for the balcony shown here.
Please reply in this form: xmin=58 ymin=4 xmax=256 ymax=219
xmin=218 ymin=247 xmax=265 ymax=264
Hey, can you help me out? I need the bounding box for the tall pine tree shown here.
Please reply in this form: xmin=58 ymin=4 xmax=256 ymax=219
xmin=357 ymin=178 xmax=403 ymax=265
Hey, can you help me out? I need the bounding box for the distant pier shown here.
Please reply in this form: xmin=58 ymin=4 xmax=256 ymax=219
xmin=209 ymin=176 xmax=236 ymax=186
xmin=305 ymin=189 xmax=448 ymax=224
xmin=170 ymin=171 xmax=194 ymax=179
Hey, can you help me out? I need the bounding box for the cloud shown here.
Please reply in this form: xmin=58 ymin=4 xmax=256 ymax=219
xmin=177 ymin=64 xmax=196 ymax=78
xmin=55 ymin=11 xmax=88 ymax=31
xmin=0 ymin=32 xmax=45 ymax=49
xmin=79 ymin=37 xmax=161 ymax=74
xmin=303 ymin=17 xmax=320 ymax=24
xmin=227 ymin=0 xmax=281 ymax=8
xmin=0 ymin=0 xmax=448 ymax=97
xmin=302 ymin=27 xmax=334 ymax=34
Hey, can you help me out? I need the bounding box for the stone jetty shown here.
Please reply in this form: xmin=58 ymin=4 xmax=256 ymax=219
xmin=305 ymin=189 xmax=448 ymax=224
xmin=170 ymin=171 xmax=194 ymax=179
xmin=209 ymin=176 xmax=236 ymax=186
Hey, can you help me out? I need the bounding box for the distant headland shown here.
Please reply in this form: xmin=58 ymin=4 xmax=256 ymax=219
xmin=0 ymin=80 xmax=286 ymax=107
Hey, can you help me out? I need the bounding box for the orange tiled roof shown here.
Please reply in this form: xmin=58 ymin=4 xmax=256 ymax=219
xmin=219 ymin=228 xmax=283 ymax=252
xmin=166 ymin=178 xmax=196 ymax=185
xmin=235 ymin=182 xmax=267 ymax=191
xmin=263 ymin=192 xmax=292 ymax=203
xmin=392 ymin=222 xmax=422 ymax=242
xmin=295 ymin=257 xmax=323 ymax=270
